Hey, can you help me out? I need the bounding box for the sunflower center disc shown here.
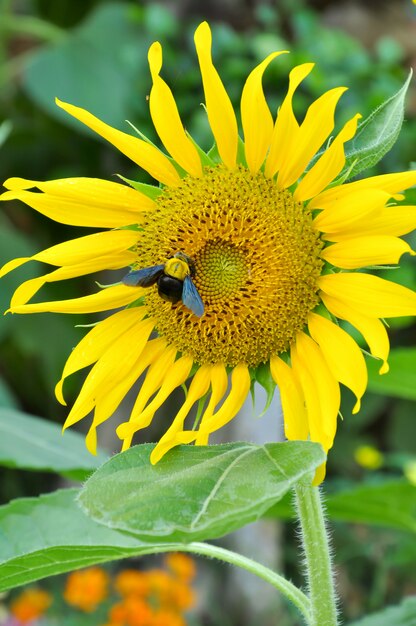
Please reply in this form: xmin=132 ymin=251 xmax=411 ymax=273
xmin=135 ymin=166 xmax=324 ymax=367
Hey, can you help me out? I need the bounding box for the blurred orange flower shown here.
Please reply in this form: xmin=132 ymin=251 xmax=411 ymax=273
xmin=114 ymin=570 xmax=150 ymax=598
xmin=10 ymin=588 xmax=52 ymax=623
xmin=151 ymin=609 xmax=187 ymax=626
xmin=165 ymin=553 xmax=196 ymax=582
xmin=64 ymin=566 xmax=109 ymax=612
xmin=108 ymin=596 xmax=153 ymax=626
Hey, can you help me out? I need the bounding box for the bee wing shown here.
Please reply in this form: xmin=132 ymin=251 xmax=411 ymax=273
xmin=182 ymin=275 xmax=204 ymax=317
xmin=122 ymin=265 xmax=164 ymax=287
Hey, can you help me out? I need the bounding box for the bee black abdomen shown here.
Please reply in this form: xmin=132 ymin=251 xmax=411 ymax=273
xmin=157 ymin=275 xmax=183 ymax=304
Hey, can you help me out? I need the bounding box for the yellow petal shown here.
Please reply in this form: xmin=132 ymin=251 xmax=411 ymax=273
xmin=323 ymin=205 xmax=416 ymax=241
xmin=193 ymin=362 xmax=228 ymax=446
xmin=322 ymin=235 xmax=414 ymax=269
xmin=0 ymin=230 xmax=140 ymax=280
xmin=270 ymin=354 xmax=308 ymax=440
xmin=84 ymin=318 xmax=156 ymax=453
xmin=194 ymin=22 xmax=238 ymax=169
xmin=321 ymin=292 xmax=390 ymax=374
xmin=9 ymin=284 xmax=143 ymax=315
xmin=0 ymin=181 xmax=150 ymax=228
xmin=319 ymin=273 xmax=416 ymax=318
xmin=130 ymin=346 xmax=177 ymax=418
xmin=10 ymin=252 xmax=136 ymax=307
xmin=309 ymin=170 xmax=416 ymax=209
xmin=291 ymin=332 xmax=340 ymax=452
xmin=56 ymin=308 xmax=148 ymax=404
xmin=36 ymin=230 xmax=136 ymax=269
xmin=150 ymin=364 xmax=212 ymax=464
xmin=117 ymin=344 xmax=177 ymax=448
xmin=56 ymin=99 xmax=181 ymax=187
xmin=312 ymin=189 xmax=391 ymax=233
xmin=0 ymin=257 xmax=31 ymax=278
xmin=197 ymin=363 xmax=251 ymax=435
xmin=294 ymin=114 xmax=361 ymax=202
xmin=117 ymin=354 xmax=193 ymax=443
xmin=241 ymin=51 xmax=288 ymax=173
xmin=308 ymin=312 xmax=367 ymax=413
xmin=278 ymin=86 xmax=347 ymax=189
xmin=94 ymin=320 xmax=156 ymax=425
xmin=5 ymin=176 xmax=155 ymax=209
xmin=335 ymin=170 xmax=416 ymax=195
xmin=63 ymin=317 xmax=155 ymax=430
xmin=148 ymin=42 xmax=202 ymax=177
xmin=265 ymin=63 xmax=314 ymax=179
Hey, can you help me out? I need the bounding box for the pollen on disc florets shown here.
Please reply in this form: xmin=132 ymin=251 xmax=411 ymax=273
xmin=133 ymin=166 xmax=324 ymax=367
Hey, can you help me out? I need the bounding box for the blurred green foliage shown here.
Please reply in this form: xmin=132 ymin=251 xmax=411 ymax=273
xmin=0 ymin=1 xmax=415 ymax=623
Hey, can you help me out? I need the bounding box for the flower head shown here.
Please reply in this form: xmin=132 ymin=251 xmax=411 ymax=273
xmin=2 ymin=22 xmax=416 ymax=482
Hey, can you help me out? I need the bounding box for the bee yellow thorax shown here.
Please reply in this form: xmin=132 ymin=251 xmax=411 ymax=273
xmin=164 ymin=258 xmax=189 ymax=281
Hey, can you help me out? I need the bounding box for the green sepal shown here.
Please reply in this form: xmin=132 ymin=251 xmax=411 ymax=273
xmin=207 ymin=142 xmax=221 ymax=163
xmin=95 ymin=280 xmax=122 ymax=289
xmin=236 ymin=135 xmax=247 ymax=168
xmin=126 ymin=296 xmax=146 ymax=308
xmin=207 ymin=136 xmax=246 ymax=167
xmin=186 ymin=133 xmax=216 ymax=168
xmin=116 ymin=174 xmax=162 ymax=200
xmin=249 ymin=361 xmax=277 ymax=418
xmin=313 ymin=302 xmax=333 ymax=321
xmin=118 ymin=223 xmax=144 ymax=231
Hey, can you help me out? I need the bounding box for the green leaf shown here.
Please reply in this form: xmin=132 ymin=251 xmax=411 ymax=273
xmin=0 ymin=488 xmax=170 ymax=592
xmin=327 ymin=480 xmax=416 ymax=533
xmin=0 ymin=378 xmax=19 ymax=408
xmin=0 ymin=408 xmax=108 ymax=480
xmin=0 ymin=120 xmax=12 ymax=148
xmin=79 ymin=442 xmax=325 ymax=542
xmin=341 ymin=71 xmax=412 ymax=179
xmin=367 ymin=348 xmax=416 ymax=400
xmin=266 ymin=479 xmax=416 ymax=534
xmin=347 ymin=596 xmax=416 ymax=626
xmin=22 ymin=4 xmax=148 ymax=131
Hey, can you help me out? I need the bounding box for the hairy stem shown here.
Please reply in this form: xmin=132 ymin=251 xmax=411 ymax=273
xmin=294 ymin=478 xmax=339 ymax=626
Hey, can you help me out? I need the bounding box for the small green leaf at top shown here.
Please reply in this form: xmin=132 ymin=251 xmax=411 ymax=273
xmin=347 ymin=595 xmax=416 ymax=626
xmin=78 ymin=441 xmax=325 ymax=543
xmin=0 ymin=408 xmax=108 ymax=480
xmin=340 ymin=70 xmax=412 ymax=180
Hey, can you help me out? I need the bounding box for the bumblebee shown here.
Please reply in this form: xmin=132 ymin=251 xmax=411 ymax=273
xmin=122 ymin=252 xmax=204 ymax=317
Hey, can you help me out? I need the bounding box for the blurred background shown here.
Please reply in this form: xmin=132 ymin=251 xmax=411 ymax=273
xmin=0 ymin=1 xmax=416 ymax=625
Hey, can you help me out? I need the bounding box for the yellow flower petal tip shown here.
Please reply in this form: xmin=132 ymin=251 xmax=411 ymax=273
xmin=352 ymin=399 xmax=361 ymax=415
xmin=85 ymin=429 xmax=98 ymax=455
xmin=1 ymin=22 xmax=415 ymax=475
xmin=116 ymin=422 xmax=133 ymax=440
xmin=379 ymin=362 xmax=390 ymax=375
xmin=312 ymin=462 xmax=327 ymax=486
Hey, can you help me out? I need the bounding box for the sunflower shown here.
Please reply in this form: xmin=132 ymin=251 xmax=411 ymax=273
xmin=2 ymin=22 xmax=416 ymax=483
